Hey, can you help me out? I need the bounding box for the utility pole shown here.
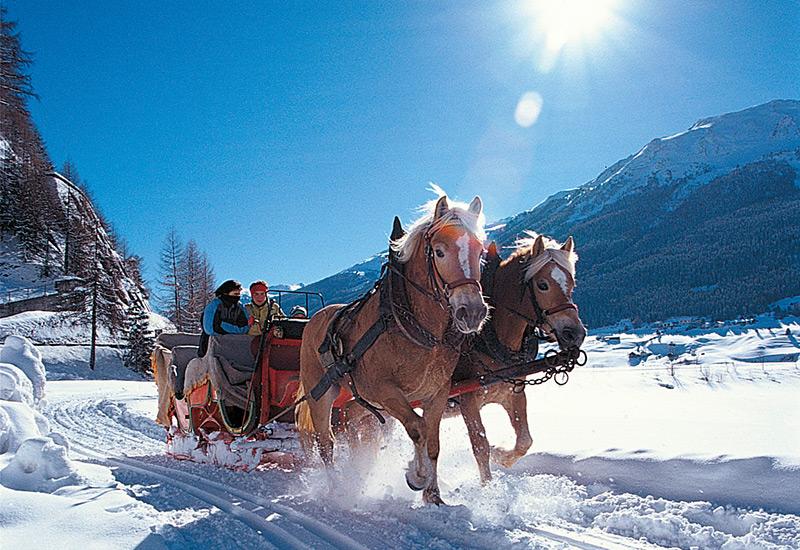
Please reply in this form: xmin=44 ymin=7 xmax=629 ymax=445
xmin=89 ymin=219 xmax=98 ymax=370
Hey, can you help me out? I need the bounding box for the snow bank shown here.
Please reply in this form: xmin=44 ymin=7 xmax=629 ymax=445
xmin=0 ymin=335 xmax=46 ymax=404
xmin=0 ymin=310 xmax=117 ymax=345
xmin=37 ymin=345 xmax=136 ymax=381
xmin=0 ymin=362 xmax=35 ymax=407
xmin=0 ymin=335 xmax=84 ymax=493
xmin=0 ymin=436 xmax=83 ymax=492
xmin=0 ymin=399 xmax=49 ymax=454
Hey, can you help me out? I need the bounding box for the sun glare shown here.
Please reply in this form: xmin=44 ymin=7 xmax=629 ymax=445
xmin=520 ymin=0 xmax=620 ymax=71
xmin=536 ymin=0 xmax=617 ymax=51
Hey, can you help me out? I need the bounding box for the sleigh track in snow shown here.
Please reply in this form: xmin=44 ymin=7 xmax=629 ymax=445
xmin=45 ymin=393 xmax=655 ymax=550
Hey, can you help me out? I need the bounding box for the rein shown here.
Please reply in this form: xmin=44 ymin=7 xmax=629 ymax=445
xmin=465 ymin=249 xmax=578 ymax=387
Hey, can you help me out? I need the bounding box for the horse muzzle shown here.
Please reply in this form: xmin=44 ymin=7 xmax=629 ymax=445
xmin=555 ymin=322 xmax=586 ymax=350
xmin=451 ymin=292 xmax=489 ymax=334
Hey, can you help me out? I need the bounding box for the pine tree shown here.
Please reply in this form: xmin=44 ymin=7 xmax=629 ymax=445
xmin=123 ymin=254 xmax=154 ymax=374
xmin=123 ymin=299 xmax=154 ymax=375
xmin=0 ymin=8 xmax=58 ymax=256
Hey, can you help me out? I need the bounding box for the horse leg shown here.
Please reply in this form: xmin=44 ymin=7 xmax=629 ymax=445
xmin=306 ymin=383 xmax=338 ymax=467
xmin=343 ymin=402 xmax=383 ymax=464
xmin=299 ymin=334 xmax=338 ymax=468
xmin=420 ymin=386 xmax=450 ymax=505
xmin=459 ymin=391 xmax=492 ymax=484
xmin=491 ymin=391 xmax=533 ymax=468
xmin=377 ymin=386 xmax=430 ymax=493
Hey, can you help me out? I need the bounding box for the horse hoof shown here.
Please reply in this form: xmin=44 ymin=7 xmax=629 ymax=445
xmin=423 ymin=490 xmax=445 ymax=506
xmin=405 ymin=471 xmax=425 ymax=492
xmin=491 ymin=447 xmax=520 ymax=469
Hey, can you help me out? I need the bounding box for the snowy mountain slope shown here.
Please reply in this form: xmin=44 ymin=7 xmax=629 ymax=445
xmin=298 ymin=100 xmax=800 ymax=326
xmin=512 ymin=99 xmax=800 ymax=228
xmin=279 ymin=251 xmax=388 ymax=314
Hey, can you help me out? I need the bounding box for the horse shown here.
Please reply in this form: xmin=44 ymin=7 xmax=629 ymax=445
xmin=298 ymin=192 xmax=489 ymax=505
xmin=452 ymin=233 xmax=586 ymax=483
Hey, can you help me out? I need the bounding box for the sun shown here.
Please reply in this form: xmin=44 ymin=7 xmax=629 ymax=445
xmin=537 ymin=0 xmax=617 ymax=49
xmin=521 ymin=0 xmax=620 ymax=69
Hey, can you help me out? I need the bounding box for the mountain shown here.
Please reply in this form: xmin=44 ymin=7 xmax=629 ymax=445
xmin=0 ymin=157 xmax=151 ymax=336
xmin=277 ymin=252 xmax=387 ymax=313
xmin=296 ymin=100 xmax=800 ymax=327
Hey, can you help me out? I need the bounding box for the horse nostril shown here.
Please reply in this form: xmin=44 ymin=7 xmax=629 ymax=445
xmin=471 ymin=305 xmax=489 ymax=325
xmin=455 ymin=307 xmax=468 ymax=324
xmin=562 ymin=327 xmax=576 ymax=343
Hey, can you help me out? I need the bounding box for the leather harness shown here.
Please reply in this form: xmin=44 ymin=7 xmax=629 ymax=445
xmin=308 ymin=218 xmax=482 ymax=421
xmin=468 ymin=249 xmax=578 ymax=372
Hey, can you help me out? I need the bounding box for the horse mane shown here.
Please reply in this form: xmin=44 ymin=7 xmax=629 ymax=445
xmin=390 ymin=185 xmax=486 ymax=264
xmin=513 ymin=231 xmax=578 ymax=281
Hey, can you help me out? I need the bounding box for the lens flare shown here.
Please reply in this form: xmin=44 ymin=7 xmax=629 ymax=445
xmin=514 ymin=91 xmax=543 ymax=128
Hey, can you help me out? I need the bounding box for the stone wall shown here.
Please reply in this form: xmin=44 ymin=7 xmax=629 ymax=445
xmin=0 ymin=291 xmax=83 ymax=318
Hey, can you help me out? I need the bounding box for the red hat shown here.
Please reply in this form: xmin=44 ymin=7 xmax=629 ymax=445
xmin=249 ymin=281 xmax=268 ymax=293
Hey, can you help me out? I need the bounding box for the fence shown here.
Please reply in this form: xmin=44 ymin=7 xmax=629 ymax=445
xmin=0 ymin=283 xmax=58 ymax=305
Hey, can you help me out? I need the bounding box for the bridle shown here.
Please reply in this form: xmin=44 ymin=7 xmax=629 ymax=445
xmin=395 ymin=215 xmax=483 ymax=311
xmin=499 ymin=252 xmax=578 ymax=340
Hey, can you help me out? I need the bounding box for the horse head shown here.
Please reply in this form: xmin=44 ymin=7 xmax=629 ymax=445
xmin=522 ymin=233 xmax=586 ymax=349
xmin=392 ymin=192 xmax=489 ymax=334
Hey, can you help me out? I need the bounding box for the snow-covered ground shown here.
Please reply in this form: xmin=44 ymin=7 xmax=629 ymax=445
xmin=1 ymin=321 xmax=799 ymax=549
xmin=0 ymin=309 xmax=174 ymax=345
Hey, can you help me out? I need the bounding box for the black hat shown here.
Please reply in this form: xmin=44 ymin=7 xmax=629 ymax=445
xmin=215 ymin=279 xmax=242 ymax=297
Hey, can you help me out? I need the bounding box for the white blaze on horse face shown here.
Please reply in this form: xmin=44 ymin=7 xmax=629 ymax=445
xmin=455 ymin=233 xmax=474 ymax=279
xmin=550 ymin=265 xmax=570 ymax=296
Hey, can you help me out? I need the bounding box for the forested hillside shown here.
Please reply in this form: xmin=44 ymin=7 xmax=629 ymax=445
xmin=0 ymin=9 xmax=150 ymax=356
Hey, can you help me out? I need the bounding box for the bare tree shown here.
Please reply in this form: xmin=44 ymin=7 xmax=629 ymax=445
xmin=180 ymin=240 xmax=203 ymax=332
xmin=158 ymin=228 xmax=185 ymax=331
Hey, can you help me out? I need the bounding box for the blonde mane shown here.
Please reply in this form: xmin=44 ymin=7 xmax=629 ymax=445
xmin=515 ymin=231 xmax=578 ymax=281
xmin=390 ymin=185 xmax=486 ymax=264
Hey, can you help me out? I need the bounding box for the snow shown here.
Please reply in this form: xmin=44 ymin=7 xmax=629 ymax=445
xmin=0 ymin=335 xmax=46 ymax=404
xmin=0 ymin=322 xmax=798 ymax=548
xmin=527 ymin=100 xmax=800 ymax=225
xmin=772 ymin=295 xmax=800 ymax=311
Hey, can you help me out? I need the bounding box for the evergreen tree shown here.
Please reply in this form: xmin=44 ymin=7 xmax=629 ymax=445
xmin=123 ymin=299 xmax=154 ymax=375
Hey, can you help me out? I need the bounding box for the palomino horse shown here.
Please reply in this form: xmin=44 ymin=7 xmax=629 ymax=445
xmin=298 ymin=193 xmax=489 ymax=505
xmin=453 ymin=233 xmax=586 ymax=483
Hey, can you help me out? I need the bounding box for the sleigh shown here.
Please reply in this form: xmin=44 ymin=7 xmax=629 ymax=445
xmin=154 ymin=334 xmax=582 ymax=471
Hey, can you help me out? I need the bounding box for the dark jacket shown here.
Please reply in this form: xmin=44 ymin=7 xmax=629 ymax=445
xmin=198 ymin=296 xmax=250 ymax=356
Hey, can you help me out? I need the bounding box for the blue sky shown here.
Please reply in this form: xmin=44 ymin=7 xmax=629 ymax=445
xmin=9 ymin=1 xmax=799 ymax=292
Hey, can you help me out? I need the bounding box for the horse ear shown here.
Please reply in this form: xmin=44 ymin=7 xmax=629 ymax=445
xmin=433 ymin=195 xmax=449 ymax=220
xmin=390 ymin=216 xmax=405 ymax=241
xmin=487 ymin=241 xmax=499 ymax=262
xmin=468 ymin=196 xmax=482 ymax=215
xmin=531 ymin=235 xmax=545 ymax=256
xmin=561 ymin=236 xmax=574 ymax=253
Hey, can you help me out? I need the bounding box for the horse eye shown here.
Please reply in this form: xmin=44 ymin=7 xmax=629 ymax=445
xmin=435 ymin=249 xmax=445 ymax=258
xmin=537 ymin=280 xmax=549 ymax=291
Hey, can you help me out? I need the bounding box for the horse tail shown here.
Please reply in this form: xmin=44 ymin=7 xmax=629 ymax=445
xmin=294 ymin=379 xmax=314 ymax=434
